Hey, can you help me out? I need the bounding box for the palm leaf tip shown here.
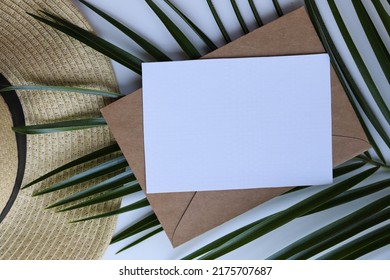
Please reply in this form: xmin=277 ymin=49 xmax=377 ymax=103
xmin=22 ymin=143 xmax=121 ymax=189
xmin=32 ymin=155 xmax=128 ymax=196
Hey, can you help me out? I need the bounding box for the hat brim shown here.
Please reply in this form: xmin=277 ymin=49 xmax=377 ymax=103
xmin=0 ymin=0 xmax=120 ymax=259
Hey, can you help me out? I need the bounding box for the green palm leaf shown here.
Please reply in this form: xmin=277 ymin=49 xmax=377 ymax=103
xmin=111 ymin=213 xmax=160 ymax=244
xmin=352 ymin=0 xmax=390 ymax=84
xmin=207 ymin=0 xmax=231 ymax=43
xmin=305 ymin=177 xmax=390 ymax=215
xmin=327 ymin=0 xmax=390 ymax=128
xmin=77 ymin=0 xmax=171 ymax=61
xmin=268 ymin=194 xmax=390 ymax=259
xmin=71 ymin=198 xmax=149 ymax=223
xmin=58 ymin=179 xmax=141 ymax=212
xmin=318 ymin=224 xmax=390 ymax=259
xmin=332 ymin=161 xmax=366 ymax=178
xmin=116 ymin=227 xmax=164 ymax=254
xmin=28 ymin=11 xmax=143 ymax=74
xmin=46 ymin=170 xmax=135 ymax=209
xmin=248 ymin=0 xmax=263 ymax=27
xmin=162 ymin=0 xmax=218 ymax=51
xmin=145 ymin=0 xmax=201 ymax=59
xmin=286 ymin=208 xmax=390 ymax=259
xmin=230 ymin=0 xmax=249 ymax=34
xmin=305 ymin=0 xmax=388 ymax=163
xmin=372 ymin=0 xmax=390 ymax=37
xmin=272 ymin=0 xmax=283 ymax=16
xmin=183 ymin=164 xmax=382 ymax=259
xmin=22 ymin=143 xmax=120 ymax=189
xmin=33 ymin=155 xmax=128 ymax=196
xmin=197 ymin=167 xmax=379 ymax=259
xmin=13 ymin=117 xmax=107 ymax=134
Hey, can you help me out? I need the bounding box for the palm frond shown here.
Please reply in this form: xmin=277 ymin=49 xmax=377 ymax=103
xmin=13 ymin=117 xmax=107 ymax=134
xmin=162 ymin=0 xmax=218 ymax=51
xmin=272 ymin=0 xmax=283 ymax=16
xmin=317 ymin=224 xmax=390 ymax=259
xmin=327 ymin=0 xmax=390 ymax=128
xmin=116 ymin=227 xmax=164 ymax=254
xmin=77 ymin=0 xmax=171 ymax=61
xmin=268 ymin=194 xmax=390 ymax=259
xmin=110 ymin=213 xmax=160 ymax=244
xmin=372 ymin=0 xmax=390 ymax=37
xmin=282 ymin=208 xmax=390 ymax=259
xmin=207 ymin=0 xmax=231 ymax=43
xmin=57 ymin=179 xmax=141 ymax=212
xmin=145 ymin=0 xmax=201 ymax=59
xmin=46 ymin=170 xmax=136 ymax=209
xmin=192 ymin=167 xmax=379 ymax=259
xmin=230 ymin=0 xmax=249 ymax=34
xmin=352 ymin=0 xmax=390 ymax=84
xmin=33 ymin=155 xmax=128 ymax=196
xmin=305 ymin=0 xmax=388 ymax=163
xmin=28 ymin=11 xmax=143 ymax=74
xmin=71 ymin=198 xmax=149 ymax=223
xmin=248 ymin=0 xmax=263 ymax=27
xmin=22 ymin=143 xmax=120 ymax=189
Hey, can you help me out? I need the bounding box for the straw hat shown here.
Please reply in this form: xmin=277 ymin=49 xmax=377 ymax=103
xmin=0 ymin=0 xmax=120 ymax=259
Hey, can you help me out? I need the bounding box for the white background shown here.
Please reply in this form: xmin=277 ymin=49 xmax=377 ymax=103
xmin=70 ymin=0 xmax=390 ymax=260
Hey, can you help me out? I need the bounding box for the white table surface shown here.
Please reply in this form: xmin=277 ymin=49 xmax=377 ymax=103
xmin=71 ymin=0 xmax=390 ymax=260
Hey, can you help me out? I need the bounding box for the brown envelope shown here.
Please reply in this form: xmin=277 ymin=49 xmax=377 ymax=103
xmin=101 ymin=7 xmax=371 ymax=247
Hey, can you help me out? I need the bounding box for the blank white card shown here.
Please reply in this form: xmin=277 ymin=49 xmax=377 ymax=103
xmin=142 ymin=54 xmax=332 ymax=193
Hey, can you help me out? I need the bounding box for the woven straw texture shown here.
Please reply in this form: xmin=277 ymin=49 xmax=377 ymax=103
xmin=0 ymin=0 xmax=120 ymax=259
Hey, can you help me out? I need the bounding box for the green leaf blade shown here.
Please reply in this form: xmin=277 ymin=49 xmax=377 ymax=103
xmin=47 ymin=170 xmax=136 ymax=209
xmin=163 ymin=0 xmax=217 ymax=51
xmin=199 ymin=167 xmax=379 ymax=259
xmin=305 ymin=0 xmax=388 ymax=162
xmin=248 ymin=0 xmax=263 ymax=27
xmin=13 ymin=117 xmax=107 ymax=134
xmin=22 ymin=143 xmax=120 ymax=189
xmin=116 ymin=227 xmax=163 ymax=254
xmin=292 ymin=208 xmax=390 ymax=259
xmin=29 ymin=12 xmax=143 ymax=74
xmin=318 ymin=224 xmax=390 ymax=259
xmin=268 ymin=194 xmax=390 ymax=259
xmin=71 ymin=198 xmax=150 ymax=223
xmin=327 ymin=0 xmax=390 ymax=128
xmin=77 ymin=0 xmax=171 ymax=61
xmin=272 ymin=0 xmax=283 ymax=17
xmin=230 ymin=0 xmax=249 ymax=34
xmin=145 ymin=0 xmax=201 ymax=59
xmin=352 ymin=0 xmax=390 ymax=84
xmin=207 ymin=0 xmax=231 ymax=43
xmin=33 ymin=155 xmax=128 ymax=196
xmin=111 ymin=213 xmax=160 ymax=244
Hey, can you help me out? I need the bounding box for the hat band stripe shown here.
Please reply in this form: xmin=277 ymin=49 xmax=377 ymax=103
xmin=0 ymin=74 xmax=27 ymax=223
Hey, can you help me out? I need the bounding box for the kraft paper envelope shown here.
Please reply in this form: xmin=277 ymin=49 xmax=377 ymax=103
xmin=101 ymin=7 xmax=371 ymax=247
